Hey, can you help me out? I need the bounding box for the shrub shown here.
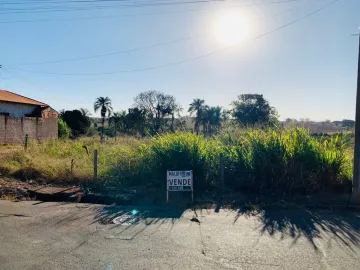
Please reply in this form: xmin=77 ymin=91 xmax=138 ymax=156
xmin=58 ymin=118 xmax=71 ymax=139
xmin=61 ymin=110 xmax=91 ymax=136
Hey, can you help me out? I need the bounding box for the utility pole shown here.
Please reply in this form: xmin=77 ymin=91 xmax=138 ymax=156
xmin=353 ymin=31 xmax=360 ymax=198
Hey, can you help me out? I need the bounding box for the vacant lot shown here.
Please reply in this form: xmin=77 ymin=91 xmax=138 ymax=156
xmin=0 ymin=127 xmax=353 ymax=196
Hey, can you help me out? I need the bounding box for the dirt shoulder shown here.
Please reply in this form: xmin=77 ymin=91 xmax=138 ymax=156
xmin=0 ymin=177 xmax=81 ymax=201
xmin=1 ymin=177 xmax=358 ymax=211
xmin=0 ymin=177 xmax=38 ymax=200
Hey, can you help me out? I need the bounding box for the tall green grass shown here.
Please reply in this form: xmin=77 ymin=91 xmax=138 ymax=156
xmin=135 ymin=133 xmax=221 ymax=191
xmin=0 ymin=127 xmax=352 ymax=194
xmin=219 ymin=128 xmax=352 ymax=194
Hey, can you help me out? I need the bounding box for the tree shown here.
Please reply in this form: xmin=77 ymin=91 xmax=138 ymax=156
xmin=342 ymin=119 xmax=355 ymax=128
xmin=58 ymin=118 xmax=71 ymax=139
xmin=200 ymin=105 xmax=209 ymax=133
xmin=221 ymin=109 xmax=231 ymax=123
xmin=59 ymin=109 xmax=65 ymax=117
xmin=61 ymin=110 xmax=91 ymax=136
xmin=126 ymin=107 xmax=148 ymax=135
xmin=94 ymin=96 xmax=113 ymax=137
xmin=230 ymin=94 xmax=278 ymax=126
xmin=188 ymin=98 xmax=205 ymax=134
xmin=211 ymin=106 xmax=222 ymax=132
xmin=285 ymin=118 xmax=297 ymax=123
xmin=333 ymin=120 xmax=341 ymax=126
xmin=201 ymin=106 xmax=222 ymax=135
xmin=80 ymin=108 xmax=91 ymax=117
xmin=109 ymin=111 xmax=127 ymax=135
xmin=134 ymin=90 xmax=176 ymax=133
xmin=169 ymin=102 xmax=182 ymax=132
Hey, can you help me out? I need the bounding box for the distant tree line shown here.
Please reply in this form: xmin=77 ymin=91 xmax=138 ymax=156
xmin=284 ymin=118 xmax=355 ymax=129
xmin=58 ymin=91 xmax=279 ymax=138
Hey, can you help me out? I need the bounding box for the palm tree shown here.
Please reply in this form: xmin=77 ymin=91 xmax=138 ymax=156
xmin=109 ymin=111 xmax=127 ymax=133
xmin=201 ymin=106 xmax=222 ymax=135
xmin=212 ymin=106 xmax=222 ymax=132
xmin=188 ymin=99 xmax=205 ymax=135
xmin=165 ymin=103 xmax=182 ymax=133
xmin=171 ymin=104 xmax=183 ymax=132
xmin=80 ymin=108 xmax=91 ymax=117
xmin=94 ymin=96 xmax=113 ymax=138
xmin=201 ymin=105 xmax=210 ymax=134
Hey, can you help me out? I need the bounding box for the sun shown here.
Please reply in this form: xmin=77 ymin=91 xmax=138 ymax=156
xmin=213 ymin=11 xmax=248 ymax=46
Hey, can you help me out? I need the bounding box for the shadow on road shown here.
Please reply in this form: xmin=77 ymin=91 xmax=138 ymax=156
xmin=235 ymin=208 xmax=360 ymax=251
xmin=37 ymin=204 xmax=188 ymax=247
xmin=89 ymin=205 xmax=188 ymax=240
xmin=92 ymin=205 xmax=187 ymax=236
xmin=41 ymin=203 xmax=186 ymax=228
xmin=92 ymin=205 xmax=186 ymax=225
xmin=35 ymin=199 xmax=360 ymax=252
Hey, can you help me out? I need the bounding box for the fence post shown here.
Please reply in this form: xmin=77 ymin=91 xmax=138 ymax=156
xmin=70 ymin=159 xmax=75 ymax=179
xmin=24 ymin=134 xmax=28 ymax=150
xmin=220 ymin=153 xmax=224 ymax=192
xmin=94 ymin=149 xmax=98 ymax=179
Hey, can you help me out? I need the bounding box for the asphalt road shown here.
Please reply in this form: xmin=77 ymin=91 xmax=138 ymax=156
xmin=1 ymin=200 xmax=360 ymax=270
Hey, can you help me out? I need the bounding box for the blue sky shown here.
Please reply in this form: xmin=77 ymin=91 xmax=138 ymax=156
xmin=0 ymin=0 xmax=359 ymax=121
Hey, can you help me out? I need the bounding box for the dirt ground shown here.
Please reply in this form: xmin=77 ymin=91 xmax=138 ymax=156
xmin=0 ymin=177 xmax=39 ymax=200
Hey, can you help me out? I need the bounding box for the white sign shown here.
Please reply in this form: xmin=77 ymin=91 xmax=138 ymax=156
xmin=167 ymin=171 xmax=193 ymax=191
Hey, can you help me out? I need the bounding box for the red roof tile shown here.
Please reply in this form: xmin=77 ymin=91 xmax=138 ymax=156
xmin=0 ymin=89 xmax=47 ymax=106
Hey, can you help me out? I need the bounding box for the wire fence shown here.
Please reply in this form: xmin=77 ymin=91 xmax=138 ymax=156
xmin=0 ymin=130 xmax=147 ymax=186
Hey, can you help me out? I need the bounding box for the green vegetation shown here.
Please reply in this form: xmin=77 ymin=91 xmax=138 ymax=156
xmin=0 ymin=127 xmax=352 ymax=195
xmin=188 ymin=98 xmax=206 ymax=134
xmin=0 ymin=136 xmax=142 ymax=183
xmin=80 ymin=108 xmax=92 ymax=117
xmin=133 ymin=90 xmax=182 ymax=133
xmin=230 ymin=94 xmax=278 ymax=126
xmin=89 ymin=92 xmax=281 ymax=137
xmin=1 ymin=92 xmax=354 ymax=196
xmin=94 ymin=96 xmax=113 ymax=138
xmin=188 ymin=98 xmax=223 ymax=135
xmin=220 ymin=127 xmax=352 ymax=194
xmin=58 ymin=118 xmax=71 ymax=139
xmin=60 ymin=109 xmax=91 ymax=136
xmin=107 ymin=108 xmax=148 ymax=136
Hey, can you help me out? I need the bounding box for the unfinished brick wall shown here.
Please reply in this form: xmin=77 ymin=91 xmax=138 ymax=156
xmin=0 ymin=116 xmax=58 ymax=145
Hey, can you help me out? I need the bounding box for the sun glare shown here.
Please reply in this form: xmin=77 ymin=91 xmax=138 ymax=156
xmin=214 ymin=11 xmax=248 ymax=46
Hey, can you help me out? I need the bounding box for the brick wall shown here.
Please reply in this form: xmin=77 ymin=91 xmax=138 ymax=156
xmin=0 ymin=116 xmax=58 ymax=145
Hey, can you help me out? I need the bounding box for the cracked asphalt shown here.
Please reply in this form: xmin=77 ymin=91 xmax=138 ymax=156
xmin=1 ymin=200 xmax=360 ymax=269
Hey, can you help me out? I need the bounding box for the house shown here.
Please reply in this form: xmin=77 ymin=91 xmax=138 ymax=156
xmin=0 ymin=89 xmax=58 ymax=144
xmin=0 ymin=89 xmax=58 ymax=117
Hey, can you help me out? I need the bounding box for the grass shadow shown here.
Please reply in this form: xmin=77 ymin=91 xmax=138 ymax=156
xmin=34 ymin=203 xmax=188 ymax=248
xmin=90 ymin=205 xmax=188 ymax=240
xmin=235 ymin=208 xmax=360 ymax=251
xmin=92 ymin=205 xmax=186 ymax=225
